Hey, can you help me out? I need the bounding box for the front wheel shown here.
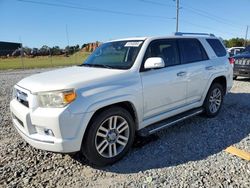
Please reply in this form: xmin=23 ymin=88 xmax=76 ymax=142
xmin=203 ymin=83 xmax=224 ymax=118
xmin=82 ymin=107 xmax=135 ymax=166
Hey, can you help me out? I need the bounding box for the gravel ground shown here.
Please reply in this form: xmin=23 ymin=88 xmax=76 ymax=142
xmin=0 ymin=68 xmax=250 ymax=188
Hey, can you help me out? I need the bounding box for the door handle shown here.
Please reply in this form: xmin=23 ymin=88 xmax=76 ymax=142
xmin=177 ymin=71 xmax=187 ymax=77
xmin=205 ymin=66 xmax=215 ymax=70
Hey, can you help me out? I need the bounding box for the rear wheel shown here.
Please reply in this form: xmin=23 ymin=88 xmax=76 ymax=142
xmin=82 ymin=106 xmax=135 ymax=166
xmin=203 ymin=83 xmax=224 ymax=118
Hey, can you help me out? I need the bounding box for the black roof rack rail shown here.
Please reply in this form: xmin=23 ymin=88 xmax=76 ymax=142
xmin=174 ymin=32 xmax=215 ymax=37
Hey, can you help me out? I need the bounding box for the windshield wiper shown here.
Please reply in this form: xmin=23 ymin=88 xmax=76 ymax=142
xmin=79 ymin=64 xmax=114 ymax=69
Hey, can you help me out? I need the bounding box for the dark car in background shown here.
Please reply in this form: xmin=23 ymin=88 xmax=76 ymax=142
xmin=233 ymin=46 xmax=250 ymax=80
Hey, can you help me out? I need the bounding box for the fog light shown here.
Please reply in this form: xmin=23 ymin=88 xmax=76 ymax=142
xmin=44 ymin=129 xmax=54 ymax=136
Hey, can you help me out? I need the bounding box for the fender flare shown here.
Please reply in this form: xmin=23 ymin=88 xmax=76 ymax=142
xmin=200 ymin=72 xmax=227 ymax=104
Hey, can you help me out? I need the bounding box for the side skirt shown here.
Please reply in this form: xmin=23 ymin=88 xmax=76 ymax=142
xmin=138 ymin=107 xmax=204 ymax=137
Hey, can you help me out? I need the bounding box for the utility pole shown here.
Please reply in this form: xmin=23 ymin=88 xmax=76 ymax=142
xmin=65 ymin=24 xmax=70 ymax=47
xmin=176 ymin=0 xmax=180 ymax=32
xmin=19 ymin=36 xmax=24 ymax=70
xmin=244 ymin=25 xmax=248 ymax=47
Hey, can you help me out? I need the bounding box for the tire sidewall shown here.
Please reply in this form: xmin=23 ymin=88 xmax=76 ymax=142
xmin=82 ymin=107 xmax=135 ymax=166
xmin=204 ymin=83 xmax=224 ymax=117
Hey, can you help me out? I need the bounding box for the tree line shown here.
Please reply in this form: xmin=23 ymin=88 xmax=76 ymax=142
xmin=11 ymin=44 xmax=87 ymax=57
xmin=223 ymin=38 xmax=250 ymax=48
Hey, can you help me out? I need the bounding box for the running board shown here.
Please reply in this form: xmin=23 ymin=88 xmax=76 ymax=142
xmin=138 ymin=107 xmax=204 ymax=137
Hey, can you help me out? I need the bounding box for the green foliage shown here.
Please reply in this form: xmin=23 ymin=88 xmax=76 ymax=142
xmin=81 ymin=44 xmax=87 ymax=49
xmin=51 ymin=46 xmax=61 ymax=55
xmin=65 ymin=45 xmax=79 ymax=55
xmin=223 ymin=38 xmax=250 ymax=48
xmin=23 ymin=47 xmax=31 ymax=56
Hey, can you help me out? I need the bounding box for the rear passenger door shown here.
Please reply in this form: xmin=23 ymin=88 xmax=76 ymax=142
xmin=178 ymin=38 xmax=211 ymax=104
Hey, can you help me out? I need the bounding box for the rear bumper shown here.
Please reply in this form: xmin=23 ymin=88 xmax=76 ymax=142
xmin=10 ymin=99 xmax=87 ymax=153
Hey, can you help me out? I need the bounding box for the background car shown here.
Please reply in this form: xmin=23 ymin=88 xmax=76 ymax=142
xmin=227 ymin=47 xmax=245 ymax=57
xmin=233 ymin=46 xmax=250 ymax=79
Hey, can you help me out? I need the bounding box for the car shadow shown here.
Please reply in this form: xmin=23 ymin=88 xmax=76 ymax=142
xmin=72 ymin=92 xmax=250 ymax=173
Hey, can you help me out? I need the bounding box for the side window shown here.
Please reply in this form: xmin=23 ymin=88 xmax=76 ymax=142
xmin=206 ymin=39 xmax=227 ymax=57
xmin=178 ymin=39 xmax=208 ymax=64
xmin=144 ymin=39 xmax=180 ymax=67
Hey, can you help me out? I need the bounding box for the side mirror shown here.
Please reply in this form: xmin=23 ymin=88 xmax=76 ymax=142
xmin=144 ymin=57 xmax=165 ymax=69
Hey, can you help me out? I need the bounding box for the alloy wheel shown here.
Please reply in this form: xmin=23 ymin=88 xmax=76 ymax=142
xmin=95 ymin=116 xmax=130 ymax=158
xmin=209 ymin=88 xmax=222 ymax=114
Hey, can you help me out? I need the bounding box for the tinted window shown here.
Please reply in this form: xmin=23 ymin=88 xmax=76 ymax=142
xmin=178 ymin=39 xmax=208 ymax=64
xmin=144 ymin=39 xmax=180 ymax=67
xmin=206 ymin=39 xmax=227 ymax=57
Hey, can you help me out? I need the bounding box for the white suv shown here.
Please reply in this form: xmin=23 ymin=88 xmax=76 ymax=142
xmin=10 ymin=33 xmax=233 ymax=166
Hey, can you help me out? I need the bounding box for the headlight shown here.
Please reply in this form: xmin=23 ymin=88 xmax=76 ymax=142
xmin=37 ymin=89 xmax=77 ymax=108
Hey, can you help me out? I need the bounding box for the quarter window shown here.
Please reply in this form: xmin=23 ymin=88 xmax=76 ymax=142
xmin=178 ymin=39 xmax=208 ymax=64
xmin=206 ymin=39 xmax=227 ymax=57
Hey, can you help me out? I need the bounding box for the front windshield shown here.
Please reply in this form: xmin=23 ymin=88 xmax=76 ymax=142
xmin=80 ymin=40 xmax=144 ymax=69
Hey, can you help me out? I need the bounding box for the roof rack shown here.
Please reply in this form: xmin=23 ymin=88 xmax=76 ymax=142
xmin=174 ymin=32 xmax=215 ymax=37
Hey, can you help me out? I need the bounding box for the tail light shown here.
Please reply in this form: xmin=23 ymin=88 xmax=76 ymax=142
xmin=229 ymin=57 xmax=235 ymax=65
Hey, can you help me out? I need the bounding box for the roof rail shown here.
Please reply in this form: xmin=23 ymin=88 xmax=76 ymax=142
xmin=174 ymin=32 xmax=215 ymax=37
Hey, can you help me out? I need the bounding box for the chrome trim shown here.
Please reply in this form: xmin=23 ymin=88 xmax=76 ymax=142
xmin=16 ymin=84 xmax=32 ymax=93
xmin=149 ymin=110 xmax=203 ymax=134
xmin=14 ymin=86 xmax=30 ymax=108
xmin=32 ymin=88 xmax=75 ymax=95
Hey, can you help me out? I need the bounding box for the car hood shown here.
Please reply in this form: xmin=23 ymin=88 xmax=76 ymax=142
xmin=234 ymin=52 xmax=250 ymax=59
xmin=17 ymin=66 xmax=127 ymax=93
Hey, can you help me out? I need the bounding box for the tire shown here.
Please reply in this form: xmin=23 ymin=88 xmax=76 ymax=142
xmin=82 ymin=106 xmax=135 ymax=166
xmin=203 ymin=83 xmax=224 ymax=118
xmin=233 ymin=76 xmax=237 ymax=80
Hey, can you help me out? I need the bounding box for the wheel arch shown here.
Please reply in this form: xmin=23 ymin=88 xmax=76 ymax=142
xmin=202 ymin=75 xmax=226 ymax=117
xmin=81 ymin=101 xmax=139 ymax=148
xmin=88 ymin=101 xmax=139 ymax=129
xmin=210 ymin=76 xmax=227 ymax=95
xmin=201 ymin=75 xmax=227 ymax=105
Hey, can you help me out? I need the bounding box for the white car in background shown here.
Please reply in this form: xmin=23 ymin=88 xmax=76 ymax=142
xmin=10 ymin=32 xmax=233 ymax=166
xmin=227 ymin=47 xmax=245 ymax=57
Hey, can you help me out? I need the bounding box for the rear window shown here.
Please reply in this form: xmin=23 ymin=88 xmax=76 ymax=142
xmin=206 ymin=39 xmax=227 ymax=57
xmin=178 ymin=39 xmax=208 ymax=64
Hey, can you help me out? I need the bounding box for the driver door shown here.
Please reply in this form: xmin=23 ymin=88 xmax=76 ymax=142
xmin=140 ymin=39 xmax=188 ymax=119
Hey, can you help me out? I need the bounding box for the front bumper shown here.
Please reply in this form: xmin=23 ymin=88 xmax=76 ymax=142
xmin=233 ymin=66 xmax=250 ymax=77
xmin=10 ymin=98 xmax=87 ymax=153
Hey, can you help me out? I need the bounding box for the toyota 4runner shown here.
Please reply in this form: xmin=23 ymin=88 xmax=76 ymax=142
xmin=10 ymin=32 xmax=233 ymax=166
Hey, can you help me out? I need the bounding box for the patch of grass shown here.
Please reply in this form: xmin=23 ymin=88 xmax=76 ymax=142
xmin=0 ymin=51 xmax=91 ymax=70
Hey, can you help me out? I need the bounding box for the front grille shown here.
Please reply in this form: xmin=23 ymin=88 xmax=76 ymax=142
xmin=235 ymin=58 xmax=250 ymax=65
xmin=15 ymin=89 xmax=29 ymax=108
xmin=239 ymin=71 xmax=250 ymax=75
